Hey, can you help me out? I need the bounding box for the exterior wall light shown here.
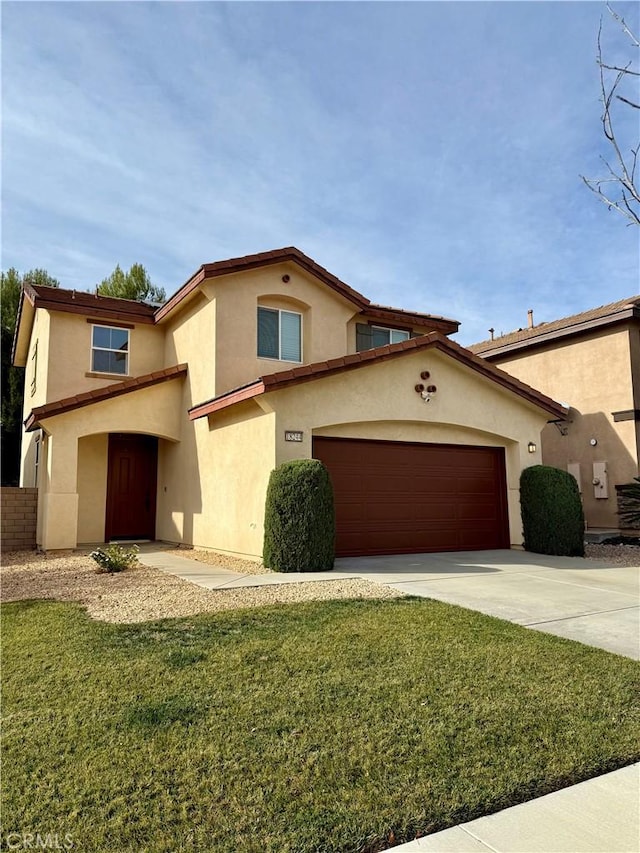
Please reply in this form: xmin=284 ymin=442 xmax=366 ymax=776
xmin=528 ymin=441 xmax=537 ymax=454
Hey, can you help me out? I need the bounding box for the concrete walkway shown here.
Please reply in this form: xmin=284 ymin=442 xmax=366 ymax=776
xmin=137 ymin=546 xmax=640 ymax=852
xmin=138 ymin=547 xmax=640 ymax=659
xmin=394 ymin=762 xmax=640 ymax=852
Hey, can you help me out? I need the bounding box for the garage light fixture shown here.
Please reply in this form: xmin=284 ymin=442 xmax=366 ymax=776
xmin=527 ymin=441 xmax=537 ymax=454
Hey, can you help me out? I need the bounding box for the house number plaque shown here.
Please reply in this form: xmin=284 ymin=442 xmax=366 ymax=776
xmin=285 ymin=431 xmax=304 ymax=442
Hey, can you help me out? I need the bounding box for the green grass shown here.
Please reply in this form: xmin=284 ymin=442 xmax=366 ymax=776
xmin=2 ymin=598 xmax=639 ymax=853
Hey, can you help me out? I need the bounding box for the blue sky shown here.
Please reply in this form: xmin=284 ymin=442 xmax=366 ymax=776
xmin=3 ymin=1 xmax=639 ymax=345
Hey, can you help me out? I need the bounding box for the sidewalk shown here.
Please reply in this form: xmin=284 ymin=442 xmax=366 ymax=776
xmin=394 ymin=763 xmax=639 ymax=852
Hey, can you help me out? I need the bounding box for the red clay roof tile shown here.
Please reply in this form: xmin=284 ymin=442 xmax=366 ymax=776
xmin=189 ymin=334 xmax=566 ymax=422
xmin=470 ymin=295 xmax=640 ymax=356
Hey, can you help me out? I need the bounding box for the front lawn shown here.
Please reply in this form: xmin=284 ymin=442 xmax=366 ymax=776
xmin=2 ymin=598 xmax=638 ymax=852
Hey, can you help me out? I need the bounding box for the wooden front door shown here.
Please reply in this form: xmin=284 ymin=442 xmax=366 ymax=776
xmin=105 ymin=434 xmax=158 ymax=541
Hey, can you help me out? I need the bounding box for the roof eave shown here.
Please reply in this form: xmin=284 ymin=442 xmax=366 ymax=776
xmin=25 ymin=364 xmax=188 ymax=431
xmin=189 ymin=333 xmax=566 ymax=422
xmin=155 ymin=248 xmax=374 ymax=324
xmin=363 ymin=305 xmax=459 ymax=334
xmin=188 ymin=380 xmax=265 ymax=420
xmin=11 ymin=287 xmax=37 ymax=367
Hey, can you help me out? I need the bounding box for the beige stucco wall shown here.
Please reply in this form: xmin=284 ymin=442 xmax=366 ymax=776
xmin=46 ymin=312 xmax=165 ymax=402
xmin=35 ymin=379 xmax=184 ymax=549
xmin=210 ymin=262 xmax=357 ymax=396
xmin=199 ymin=348 xmax=550 ymax=556
xmin=76 ymin=434 xmax=109 ymax=543
xmin=20 ymin=309 xmax=166 ymax=489
xmin=159 ymin=263 xmax=443 ymax=407
xmin=20 ymin=309 xmax=51 ymax=487
xmin=156 ymin=400 xmax=275 ymax=558
xmin=489 ymin=326 xmax=639 ymax=528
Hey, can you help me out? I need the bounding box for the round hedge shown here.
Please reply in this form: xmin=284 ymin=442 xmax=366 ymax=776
xmin=263 ymin=459 xmax=335 ymax=573
xmin=520 ymin=464 xmax=585 ymax=557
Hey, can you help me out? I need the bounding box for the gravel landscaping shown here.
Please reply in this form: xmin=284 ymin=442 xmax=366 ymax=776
xmin=1 ymin=543 xmax=636 ymax=625
xmin=0 ymin=549 xmax=403 ymax=623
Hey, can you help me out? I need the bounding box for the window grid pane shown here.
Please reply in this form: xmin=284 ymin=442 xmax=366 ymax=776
xmin=390 ymin=329 xmax=410 ymax=344
xmin=92 ymin=326 xmax=129 ymax=374
xmin=93 ymin=326 xmax=112 ymax=348
xmin=257 ymin=308 xmax=279 ymax=359
xmin=372 ymin=328 xmax=390 ymax=348
xmin=280 ymin=311 xmax=301 ymax=362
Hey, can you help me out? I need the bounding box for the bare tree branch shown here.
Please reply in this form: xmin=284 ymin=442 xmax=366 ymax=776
xmin=606 ymin=2 xmax=640 ymax=46
xmin=616 ymin=94 xmax=640 ymax=108
xmin=601 ymin=63 xmax=640 ymax=75
xmin=581 ymin=5 xmax=640 ymax=224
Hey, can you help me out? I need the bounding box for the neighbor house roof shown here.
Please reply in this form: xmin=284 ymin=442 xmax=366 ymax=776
xmin=470 ymin=295 xmax=640 ymax=359
xmin=188 ymin=332 xmax=568 ymax=421
xmin=155 ymin=246 xmax=460 ymax=333
xmin=25 ymin=364 xmax=188 ymax=432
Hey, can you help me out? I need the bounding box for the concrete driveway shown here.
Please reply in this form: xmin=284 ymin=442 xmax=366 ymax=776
xmin=336 ymin=549 xmax=640 ymax=659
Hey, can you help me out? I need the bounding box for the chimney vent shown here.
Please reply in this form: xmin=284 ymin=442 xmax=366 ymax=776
xmin=489 ymin=328 xmax=495 ymax=340
xmin=527 ymin=309 xmax=534 ymax=329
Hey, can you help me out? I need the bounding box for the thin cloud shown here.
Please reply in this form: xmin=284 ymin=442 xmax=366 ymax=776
xmin=2 ymin=1 xmax=638 ymax=343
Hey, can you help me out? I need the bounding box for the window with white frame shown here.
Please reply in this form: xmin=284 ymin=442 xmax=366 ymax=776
xmin=257 ymin=307 xmax=302 ymax=362
xmin=356 ymin=324 xmax=411 ymax=352
xmin=91 ymin=325 xmax=129 ymax=375
xmin=371 ymin=326 xmax=410 ymax=347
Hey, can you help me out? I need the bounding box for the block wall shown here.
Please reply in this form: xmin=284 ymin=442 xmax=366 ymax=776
xmin=1 ymin=487 xmax=38 ymax=551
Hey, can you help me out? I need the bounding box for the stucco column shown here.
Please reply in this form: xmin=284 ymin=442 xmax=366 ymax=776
xmin=40 ymin=432 xmax=79 ymax=550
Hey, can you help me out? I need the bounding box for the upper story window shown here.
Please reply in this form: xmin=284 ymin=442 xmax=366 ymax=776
xmin=91 ymin=325 xmax=129 ymax=375
xmin=356 ymin=324 xmax=411 ymax=352
xmin=257 ymin=307 xmax=302 ymax=362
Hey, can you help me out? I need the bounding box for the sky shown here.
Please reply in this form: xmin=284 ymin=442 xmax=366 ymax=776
xmin=2 ymin=0 xmax=639 ymax=345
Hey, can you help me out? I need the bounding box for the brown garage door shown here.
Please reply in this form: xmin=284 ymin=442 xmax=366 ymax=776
xmin=313 ymin=437 xmax=509 ymax=556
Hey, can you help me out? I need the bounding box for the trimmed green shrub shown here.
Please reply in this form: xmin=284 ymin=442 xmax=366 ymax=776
xmin=520 ymin=465 xmax=585 ymax=557
xmin=263 ymin=459 xmax=335 ymax=573
xmin=617 ymin=478 xmax=640 ymax=528
xmin=90 ymin=543 xmax=139 ymax=573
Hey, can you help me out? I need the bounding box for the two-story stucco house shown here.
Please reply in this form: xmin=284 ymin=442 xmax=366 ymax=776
xmin=13 ymin=247 xmax=566 ymax=557
xmin=471 ymin=296 xmax=640 ymax=530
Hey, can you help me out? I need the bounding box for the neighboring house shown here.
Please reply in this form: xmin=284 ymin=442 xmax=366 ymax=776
xmin=13 ymin=247 xmax=566 ymax=556
xmin=470 ymin=296 xmax=640 ymax=530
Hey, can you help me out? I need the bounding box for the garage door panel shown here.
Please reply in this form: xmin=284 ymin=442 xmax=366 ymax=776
xmin=314 ymin=437 xmax=509 ymax=556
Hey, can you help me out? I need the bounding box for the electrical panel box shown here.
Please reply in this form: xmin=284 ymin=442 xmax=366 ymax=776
xmin=592 ymin=462 xmax=608 ymax=499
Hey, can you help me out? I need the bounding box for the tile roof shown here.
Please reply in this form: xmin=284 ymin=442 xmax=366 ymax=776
xmin=17 ymin=249 xmax=459 ymax=338
xmin=188 ymin=333 xmax=567 ymax=421
xmin=25 ymin=364 xmax=188 ymax=431
xmin=24 ymin=283 xmax=157 ymax=323
xmin=470 ymin=295 xmax=640 ymax=356
xmin=155 ymin=247 xmax=459 ymax=332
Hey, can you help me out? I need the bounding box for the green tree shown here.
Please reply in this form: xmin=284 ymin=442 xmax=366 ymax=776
xmin=97 ymin=263 xmax=166 ymax=302
xmin=1 ymin=268 xmax=59 ymax=485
